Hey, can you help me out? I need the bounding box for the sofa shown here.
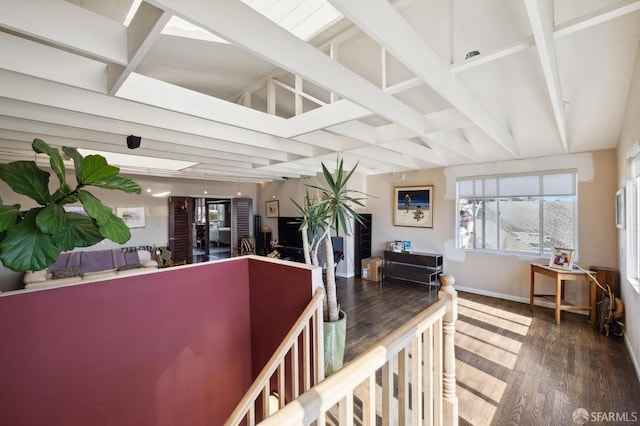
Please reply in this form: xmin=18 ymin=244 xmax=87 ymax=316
xmin=23 ymin=246 xmax=159 ymax=290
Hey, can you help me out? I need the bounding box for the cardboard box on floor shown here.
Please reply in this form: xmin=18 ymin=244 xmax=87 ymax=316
xmin=361 ymin=257 xmax=383 ymax=281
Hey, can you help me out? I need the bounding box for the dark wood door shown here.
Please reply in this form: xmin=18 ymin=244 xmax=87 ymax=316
xmin=169 ymin=196 xmax=193 ymax=264
xmin=231 ymin=197 xmax=252 ymax=256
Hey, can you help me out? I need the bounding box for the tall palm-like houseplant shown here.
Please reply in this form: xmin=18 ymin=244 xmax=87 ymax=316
xmin=292 ymin=158 xmax=367 ymax=372
xmin=0 ymin=139 xmax=141 ymax=272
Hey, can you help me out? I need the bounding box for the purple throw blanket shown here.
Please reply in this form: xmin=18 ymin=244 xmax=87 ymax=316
xmin=49 ymin=249 xmax=140 ymax=273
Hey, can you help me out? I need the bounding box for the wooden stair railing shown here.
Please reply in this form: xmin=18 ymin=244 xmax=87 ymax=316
xmin=259 ymin=276 xmax=458 ymax=426
xmin=225 ymin=287 xmax=325 ymax=426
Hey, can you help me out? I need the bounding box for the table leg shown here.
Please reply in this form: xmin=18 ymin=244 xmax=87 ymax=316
xmin=555 ymin=276 xmax=562 ymax=325
xmin=530 ymin=268 xmax=536 ymax=312
xmin=589 ymin=278 xmax=596 ymax=326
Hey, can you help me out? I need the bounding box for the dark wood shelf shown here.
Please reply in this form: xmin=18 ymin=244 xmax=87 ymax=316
xmin=382 ymin=250 xmax=443 ymax=287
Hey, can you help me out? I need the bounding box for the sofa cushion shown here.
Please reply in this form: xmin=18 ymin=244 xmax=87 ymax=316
xmin=52 ymin=266 xmax=84 ymax=280
xmin=23 ymin=269 xmax=49 ymax=284
xmin=117 ymin=263 xmax=142 ymax=271
xmin=141 ymin=259 xmax=158 ymax=268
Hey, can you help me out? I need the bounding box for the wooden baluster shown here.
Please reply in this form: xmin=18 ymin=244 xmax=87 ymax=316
xmin=439 ymin=275 xmax=458 ymax=426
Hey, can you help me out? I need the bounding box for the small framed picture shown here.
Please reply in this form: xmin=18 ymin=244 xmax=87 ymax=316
xmin=116 ymin=206 xmax=146 ymax=228
xmin=549 ymin=247 xmax=575 ymax=270
xmin=616 ymin=188 xmax=625 ymax=229
xmin=266 ymin=200 xmax=279 ymax=218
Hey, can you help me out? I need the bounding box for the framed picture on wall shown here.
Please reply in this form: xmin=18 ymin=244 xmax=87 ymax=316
xmin=616 ymin=187 xmax=625 ymax=229
xmin=393 ymin=186 xmax=433 ymax=228
xmin=116 ymin=206 xmax=146 ymax=228
xmin=266 ymin=200 xmax=279 ymax=218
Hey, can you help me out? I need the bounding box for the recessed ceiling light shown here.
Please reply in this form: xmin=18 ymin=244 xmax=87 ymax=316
xmin=152 ymin=191 xmax=171 ymax=197
xmin=77 ymin=149 xmax=197 ymax=171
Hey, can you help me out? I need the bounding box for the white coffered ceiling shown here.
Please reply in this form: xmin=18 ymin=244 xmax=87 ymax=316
xmin=0 ymin=0 xmax=639 ymax=183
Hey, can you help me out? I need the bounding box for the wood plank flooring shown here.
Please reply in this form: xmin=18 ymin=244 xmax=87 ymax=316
xmin=336 ymin=276 xmax=640 ymax=426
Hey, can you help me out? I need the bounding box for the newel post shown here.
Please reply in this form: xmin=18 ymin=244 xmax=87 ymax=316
xmin=439 ymin=274 xmax=458 ymax=426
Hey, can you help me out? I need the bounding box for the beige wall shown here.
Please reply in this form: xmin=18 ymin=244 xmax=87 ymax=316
xmin=0 ymin=171 xmax=258 ymax=291
xmin=617 ymin=41 xmax=640 ymax=380
xmin=366 ymin=150 xmax=618 ymax=309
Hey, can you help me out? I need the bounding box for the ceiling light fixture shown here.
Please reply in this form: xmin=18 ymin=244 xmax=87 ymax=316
xmin=465 ymin=50 xmax=480 ymax=59
xmin=152 ymin=191 xmax=171 ymax=197
xmin=203 ymin=174 xmax=208 ymax=195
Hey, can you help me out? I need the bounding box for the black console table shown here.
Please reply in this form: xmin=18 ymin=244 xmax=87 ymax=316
xmin=382 ymin=250 xmax=443 ymax=287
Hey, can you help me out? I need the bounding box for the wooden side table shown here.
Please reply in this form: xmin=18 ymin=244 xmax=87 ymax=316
xmin=529 ymin=263 xmax=596 ymax=325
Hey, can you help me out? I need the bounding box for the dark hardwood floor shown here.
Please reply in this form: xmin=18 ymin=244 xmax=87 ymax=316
xmin=336 ymin=276 xmax=640 ymax=426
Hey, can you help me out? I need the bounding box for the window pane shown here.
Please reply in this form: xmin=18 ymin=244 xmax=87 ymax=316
xmin=543 ymin=196 xmax=574 ymax=252
xmin=498 ymin=198 xmax=540 ymax=253
xmin=458 ymin=180 xmax=474 ymax=197
xmin=499 ymin=175 xmax=539 ymax=197
xmin=483 ymin=199 xmax=498 ymax=249
xmin=458 ymin=199 xmax=475 ymax=249
xmin=543 ymin=173 xmax=574 ymax=195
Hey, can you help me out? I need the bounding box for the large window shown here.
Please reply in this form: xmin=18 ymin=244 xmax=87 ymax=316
xmin=626 ymin=147 xmax=640 ymax=292
xmin=457 ymin=171 xmax=577 ymax=256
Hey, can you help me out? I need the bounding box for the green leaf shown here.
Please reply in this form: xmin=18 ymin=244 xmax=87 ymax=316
xmin=65 ymin=213 xmax=103 ymax=247
xmin=78 ymin=155 xmax=119 ymax=185
xmin=32 ymin=138 xmax=66 ymax=187
xmin=0 ymin=203 xmax=20 ymax=232
xmin=90 ymin=176 xmax=141 ymax=194
xmin=0 ymin=209 xmax=62 ymax=272
xmin=0 ymin=161 xmax=51 ymax=205
xmin=62 ymin=146 xmax=83 ymax=183
xmin=36 ymin=204 xmax=66 ymax=235
xmin=77 ymin=189 xmax=131 ymax=243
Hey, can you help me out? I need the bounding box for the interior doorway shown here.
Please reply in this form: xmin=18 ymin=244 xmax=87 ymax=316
xmin=192 ymin=198 xmax=232 ymax=263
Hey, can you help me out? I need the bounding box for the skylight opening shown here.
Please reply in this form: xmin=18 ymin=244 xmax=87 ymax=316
xmin=76 ymin=149 xmax=198 ymax=171
xmin=124 ymin=0 xmax=342 ymax=42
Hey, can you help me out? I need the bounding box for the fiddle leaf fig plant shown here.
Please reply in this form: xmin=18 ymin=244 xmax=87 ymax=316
xmin=0 ymin=138 xmax=141 ymax=272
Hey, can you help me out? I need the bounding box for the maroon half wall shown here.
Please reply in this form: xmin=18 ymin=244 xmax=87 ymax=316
xmin=0 ymin=260 xmax=254 ymax=426
xmin=247 ymin=257 xmax=319 ymax=378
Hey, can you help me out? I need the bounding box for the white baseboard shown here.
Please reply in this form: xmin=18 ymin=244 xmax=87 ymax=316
xmin=454 ymin=285 xmax=587 ymax=315
xmin=624 ymin=334 xmax=640 ymax=386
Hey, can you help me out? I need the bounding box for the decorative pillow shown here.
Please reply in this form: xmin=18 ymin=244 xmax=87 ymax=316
xmin=141 ymin=259 xmax=158 ymax=268
xmin=137 ymin=250 xmax=151 ymax=261
xmin=23 ymin=269 xmax=48 ymax=284
xmin=117 ymin=263 xmax=142 ymax=271
xmin=52 ymin=266 xmax=84 ymax=280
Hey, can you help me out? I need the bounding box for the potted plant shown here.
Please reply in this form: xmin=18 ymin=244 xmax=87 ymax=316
xmin=292 ymin=157 xmax=367 ymax=374
xmin=0 ymin=139 xmax=141 ymax=272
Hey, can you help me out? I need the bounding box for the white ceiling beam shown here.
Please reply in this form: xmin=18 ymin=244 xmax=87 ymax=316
xmin=116 ymin=73 xmax=291 ymax=137
xmin=452 ymin=0 xmax=640 ymax=74
xmin=0 ymin=123 xmax=270 ymax=169
xmin=555 ymin=0 xmax=640 ymax=38
xmin=0 ymin=70 xmax=315 ymax=159
xmin=285 ymin=99 xmax=372 ymax=138
xmin=0 ymin=32 xmax=108 ymax=93
xmin=108 ymin=2 xmax=172 ymax=95
xmin=378 ymin=139 xmax=447 ymax=166
xmin=525 ymin=0 xmax=568 ymax=153
xmin=0 ymin=101 xmax=289 ymax=164
xmin=328 ymin=0 xmax=519 ymax=158
xmin=292 ymin=131 xmax=365 ymax=153
xmin=148 ymin=0 xmax=429 ymax=136
xmin=0 ymin=0 xmax=128 ymax=65
xmin=451 ymin=37 xmax=535 ymax=74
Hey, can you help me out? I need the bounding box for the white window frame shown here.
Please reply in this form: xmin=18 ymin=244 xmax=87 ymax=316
xmin=456 ymin=170 xmax=578 ymax=257
xmin=625 ymin=144 xmax=640 ymax=293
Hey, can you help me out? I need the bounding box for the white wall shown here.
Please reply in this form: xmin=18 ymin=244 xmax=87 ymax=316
xmin=616 ymin=41 xmax=640 ymax=380
xmin=0 ymin=171 xmax=258 ymax=291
